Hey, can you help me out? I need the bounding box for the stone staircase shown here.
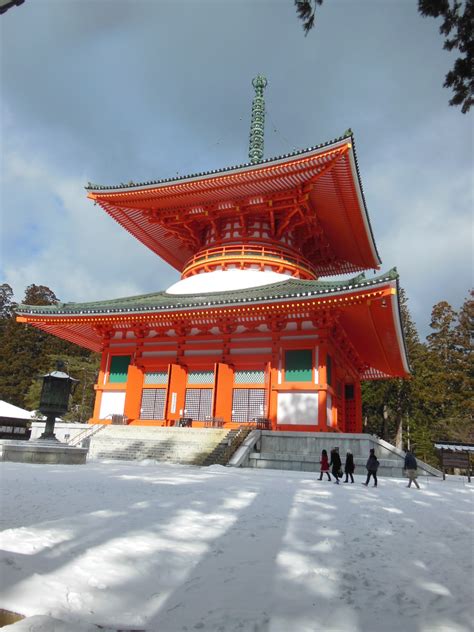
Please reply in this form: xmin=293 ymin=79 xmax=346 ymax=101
xmin=200 ymin=426 xmax=253 ymax=466
xmin=88 ymin=426 xmax=231 ymax=465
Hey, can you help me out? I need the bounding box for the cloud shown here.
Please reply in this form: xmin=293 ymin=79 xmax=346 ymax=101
xmin=1 ymin=0 xmax=472 ymax=338
xmin=364 ymin=108 xmax=473 ymax=334
xmin=1 ymin=123 xmax=178 ymax=304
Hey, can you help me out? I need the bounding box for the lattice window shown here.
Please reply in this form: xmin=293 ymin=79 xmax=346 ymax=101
xmin=187 ymin=371 xmax=214 ymax=385
xmin=232 ymin=389 xmax=266 ymax=423
xmin=141 ymin=389 xmax=167 ymax=420
xmin=234 ymin=370 xmax=265 ymax=384
xmin=144 ymin=371 xmax=168 ymax=385
xmin=184 ymin=388 xmax=213 ymax=420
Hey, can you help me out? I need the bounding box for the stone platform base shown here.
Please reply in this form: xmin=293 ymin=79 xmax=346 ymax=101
xmin=229 ymin=431 xmax=442 ymax=477
xmin=1 ymin=440 xmax=88 ymax=465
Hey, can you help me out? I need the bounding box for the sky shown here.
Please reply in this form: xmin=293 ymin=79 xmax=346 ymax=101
xmin=1 ymin=460 xmax=473 ymax=631
xmin=0 ymin=0 xmax=472 ymax=338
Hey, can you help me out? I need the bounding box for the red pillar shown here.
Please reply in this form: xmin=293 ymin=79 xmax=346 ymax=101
xmin=354 ymin=381 xmax=363 ymax=433
xmin=91 ymin=349 xmax=109 ymax=423
xmin=167 ymin=363 xmax=187 ymax=424
xmin=214 ymin=363 xmax=233 ymax=422
xmin=124 ymin=363 xmax=144 ymax=422
xmin=318 ymin=341 xmax=328 ymax=429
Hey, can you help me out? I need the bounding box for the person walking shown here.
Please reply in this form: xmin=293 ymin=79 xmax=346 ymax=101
xmin=318 ymin=449 xmax=331 ymax=481
xmin=404 ymin=450 xmax=420 ymax=488
xmin=344 ymin=451 xmax=355 ymax=483
xmin=363 ymin=448 xmax=379 ymax=487
xmin=330 ymin=447 xmax=342 ymax=484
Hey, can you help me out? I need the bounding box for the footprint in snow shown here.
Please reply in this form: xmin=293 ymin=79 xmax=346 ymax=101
xmin=88 ymin=577 xmax=107 ymax=589
xmin=67 ymin=591 xmax=83 ymax=608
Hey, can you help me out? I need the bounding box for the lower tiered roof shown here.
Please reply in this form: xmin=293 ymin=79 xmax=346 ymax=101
xmin=16 ymin=269 xmax=409 ymax=379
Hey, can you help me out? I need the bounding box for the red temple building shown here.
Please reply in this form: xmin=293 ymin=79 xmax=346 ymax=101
xmin=17 ymin=77 xmax=409 ymax=432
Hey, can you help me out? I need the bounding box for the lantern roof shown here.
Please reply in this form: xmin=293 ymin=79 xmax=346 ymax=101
xmin=41 ymin=370 xmax=79 ymax=382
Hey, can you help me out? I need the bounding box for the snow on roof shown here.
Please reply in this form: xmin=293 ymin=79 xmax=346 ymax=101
xmin=434 ymin=442 xmax=474 ymax=452
xmin=0 ymin=399 xmax=37 ymax=420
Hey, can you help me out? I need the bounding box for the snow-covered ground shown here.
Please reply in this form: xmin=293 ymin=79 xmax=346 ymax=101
xmin=0 ymin=461 xmax=472 ymax=632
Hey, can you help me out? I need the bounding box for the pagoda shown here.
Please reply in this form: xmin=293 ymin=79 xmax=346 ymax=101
xmin=17 ymin=76 xmax=409 ymax=432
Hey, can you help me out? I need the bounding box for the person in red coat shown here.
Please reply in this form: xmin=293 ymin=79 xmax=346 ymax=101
xmin=318 ymin=449 xmax=331 ymax=481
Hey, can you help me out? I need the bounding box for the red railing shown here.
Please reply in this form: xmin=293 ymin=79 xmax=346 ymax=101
xmin=183 ymin=243 xmax=316 ymax=279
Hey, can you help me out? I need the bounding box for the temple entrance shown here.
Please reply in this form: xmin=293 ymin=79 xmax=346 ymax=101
xmin=184 ymin=371 xmax=215 ymax=422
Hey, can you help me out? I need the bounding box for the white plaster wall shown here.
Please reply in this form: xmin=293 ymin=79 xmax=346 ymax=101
xmin=277 ymin=392 xmax=318 ymax=425
xmin=30 ymin=422 xmax=91 ymax=442
xmin=166 ymin=270 xmax=291 ymax=294
xmin=326 ymin=392 xmax=333 ymax=426
xmin=99 ymin=392 xmax=126 ymax=419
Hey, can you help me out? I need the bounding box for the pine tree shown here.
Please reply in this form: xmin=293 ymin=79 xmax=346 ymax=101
xmin=431 ymin=291 xmax=474 ymax=441
xmin=294 ymin=0 xmax=474 ymax=112
xmin=362 ymin=287 xmax=421 ymax=444
xmin=0 ymin=283 xmax=15 ymax=318
xmin=427 ymin=300 xmax=460 ymax=418
xmin=0 ymin=284 xmax=98 ymax=413
xmin=23 ymin=284 xmax=59 ymax=306
xmin=25 ymin=353 xmax=100 ymax=421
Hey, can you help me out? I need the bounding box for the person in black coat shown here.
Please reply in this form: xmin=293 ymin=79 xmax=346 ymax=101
xmin=363 ymin=448 xmax=379 ymax=487
xmin=329 ymin=447 xmax=342 ymax=484
xmin=344 ymin=451 xmax=355 ymax=483
xmin=404 ymin=450 xmax=420 ymax=488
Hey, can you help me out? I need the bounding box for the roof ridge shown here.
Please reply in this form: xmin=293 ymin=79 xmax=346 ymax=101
xmin=85 ymin=131 xmax=353 ymax=192
xmin=16 ymin=268 xmax=398 ymax=316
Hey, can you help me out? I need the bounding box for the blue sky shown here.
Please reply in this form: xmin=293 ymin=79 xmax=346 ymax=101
xmin=1 ymin=0 xmax=472 ymax=338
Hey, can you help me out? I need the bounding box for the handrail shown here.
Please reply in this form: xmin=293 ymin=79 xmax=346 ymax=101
xmin=182 ymin=243 xmax=315 ymax=278
xmin=67 ymin=423 xmax=105 ymax=447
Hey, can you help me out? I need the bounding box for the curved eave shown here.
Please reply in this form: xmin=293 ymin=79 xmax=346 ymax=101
xmin=17 ymin=275 xmax=409 ymax=378
xmin=339 ymin=280 xmax=410 ymax=378
xmin=87 ymin=134 xmax=380 ymax=275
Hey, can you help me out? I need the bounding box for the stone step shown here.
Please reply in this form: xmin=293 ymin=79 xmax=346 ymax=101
xmin=88 ymin=425 xmax=228 ymax=464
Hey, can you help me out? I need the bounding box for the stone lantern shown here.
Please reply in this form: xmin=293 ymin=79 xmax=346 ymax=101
xmin=39 ymin=362 xmax=79 ymax=440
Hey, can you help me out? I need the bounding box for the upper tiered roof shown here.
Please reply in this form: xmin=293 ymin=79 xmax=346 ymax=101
xmin=86 ymin=132 xmax=381 ymax=278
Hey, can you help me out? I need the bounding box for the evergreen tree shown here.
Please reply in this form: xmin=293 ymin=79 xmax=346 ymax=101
xmin=25 ymin=353 xmax=100 ymax=422
xmin=419 ymin=0 xmax=474 ymax=112
xmin=0 ymin=283 xmax=15 ymax=318
xmin=431 ymin=291 xmax=474 ymax=441
xmin=23 ymin=284 xmax=59 ymax=306
xmin=0 ymin=312 xmax=52 ymax=407
xmin=426 ymin=300 xmax=460 ymax=418
xmin=294 ymin=0 xmax=474 ymax=112
xmin=0 ymin=284 xmax=99 ymax=416
xmin=362 ymin=287 xmax=421 ymax=444
xmin=427 ymin=300 xmax=457 ymax=361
